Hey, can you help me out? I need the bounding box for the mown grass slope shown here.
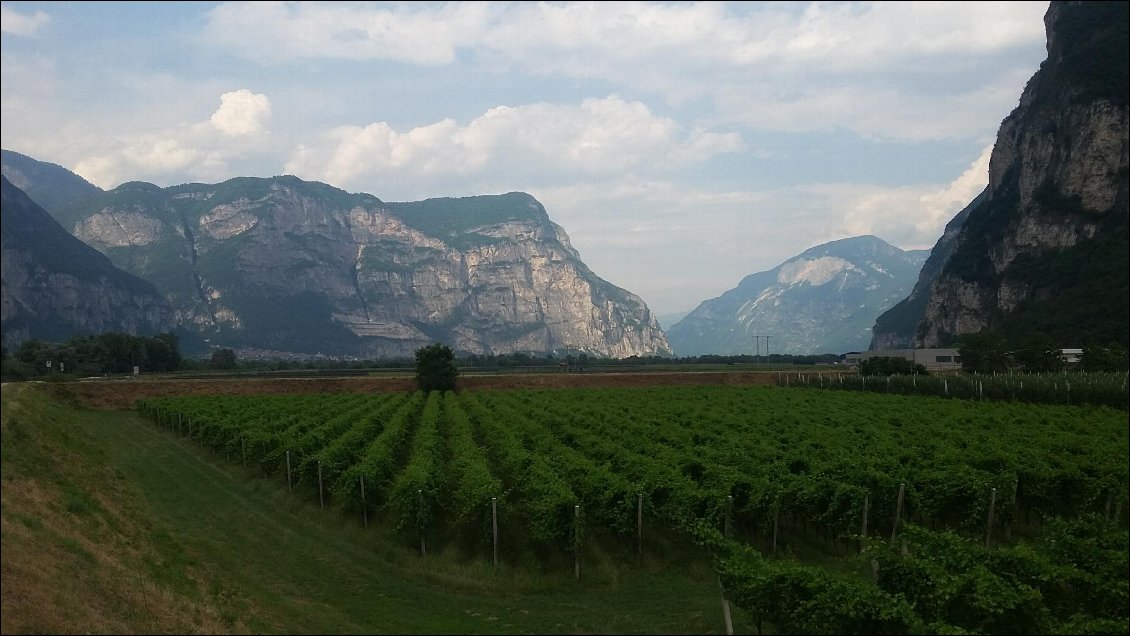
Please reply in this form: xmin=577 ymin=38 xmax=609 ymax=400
xmin=1 ymin=383 xmax=751 ymax=634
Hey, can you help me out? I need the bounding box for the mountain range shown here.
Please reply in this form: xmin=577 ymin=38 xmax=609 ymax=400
xmin=2 ymin=3 xmax=1125 ymax=360
xmin=667 ymin=236 xmax=927 ymax=355
xmin=0 ymin=154 xmax=669 ymax=359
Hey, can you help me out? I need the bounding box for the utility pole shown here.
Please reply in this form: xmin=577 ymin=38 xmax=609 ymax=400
xmin=752 ymin=336 xmax=772 ymax=366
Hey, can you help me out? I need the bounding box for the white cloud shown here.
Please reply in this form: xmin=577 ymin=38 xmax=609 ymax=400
xmin=64 ymin=90 xmax=275 ymax=189
xmin=285 ymin=96 xmax=744 ymax=196
xmin=915 ymin=144 xmax=994 ymax=233
xmin=525 ymin=141 xmax=992 ymax=316
xmin=210 ymin=89 xmax=271 ymax=136
xmin=74 ymin=136 xmax=220 ymax=189
xmin=835 ymin=144 xmax=992 ymax=248
xmin=203 ymin=1 xmax=492 ymax=65
xmin=715 ymin=75 xmax=1034 ymax=142
xmin=204 ymin=1 xmax=1047 ymax=142
xmin=1 ymin=2 xmax=50 ymax=36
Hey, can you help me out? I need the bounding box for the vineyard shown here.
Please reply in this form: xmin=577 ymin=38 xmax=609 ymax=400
xmin=774 ymin=370 xmax=1130 ymax=410
xmin=138 ymin=385 xmax=1129 ymax=634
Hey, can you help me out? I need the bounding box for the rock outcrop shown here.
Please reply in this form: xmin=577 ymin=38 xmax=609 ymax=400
xmin=49 ymin=176 xmax=669 ymax=358
xmin=871 ymin=1 xmax=1128 ymax=348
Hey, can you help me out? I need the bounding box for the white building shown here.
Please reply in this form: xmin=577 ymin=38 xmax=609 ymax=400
xmin=1060 ymin=348 xmax=1083 ymax=364
xmin=853 ymin=349 xmax=963 ymax=371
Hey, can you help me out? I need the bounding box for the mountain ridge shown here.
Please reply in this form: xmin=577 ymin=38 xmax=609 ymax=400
xmin=1 ymin=175 xmax=175 ymax=349
xmin=1 ymin=157 xmax=670 ymax=358
xmin=669 ymin=235 xmax=927 ymax=355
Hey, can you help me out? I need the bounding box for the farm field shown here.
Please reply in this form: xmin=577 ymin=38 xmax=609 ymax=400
xmin=0 ymin=381 xmax=759 ymax=634
xmin=44 ymin=369 xmax=779 ymax=410
xmin=4 ymin=376 xmax=1128 ymax=634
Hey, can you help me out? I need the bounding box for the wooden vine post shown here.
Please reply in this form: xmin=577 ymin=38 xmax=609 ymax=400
xmin=720 ymin=495 xmax=734 ymax=636
xmin=286 ymin=450 xmax=293 ymax=491
xmin=890 ymin=482 xmax=905 ymax=544
xmin=492 ymin=496 xmax=499 ymax=569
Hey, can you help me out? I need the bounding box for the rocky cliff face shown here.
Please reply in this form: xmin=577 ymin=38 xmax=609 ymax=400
xmin=1 ymin=176 xmax=174 ymax=350
xmin=50 ymin=176 xmax=669 ymax=358
xmin=869 ymin=190 xmax=985 ymax=350
xmin=668 ymin=236 xmax=927 ymax=355
xmin=875 ymin=1 xmax=1128 ymax=348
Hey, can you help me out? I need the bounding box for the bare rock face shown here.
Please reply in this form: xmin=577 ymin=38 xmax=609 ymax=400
xmin=55 ymin=177 xmax=670 ymax=358
xmin=873 ymin=1 xmax=1129 ymax=349
xmin=1 ymin=176 xmax=174 ymax=350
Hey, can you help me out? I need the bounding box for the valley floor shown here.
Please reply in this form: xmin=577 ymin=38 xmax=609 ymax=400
xmin=0 ymin=381 xmax=754 ymax=634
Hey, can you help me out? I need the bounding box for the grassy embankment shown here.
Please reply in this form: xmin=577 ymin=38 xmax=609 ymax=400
xmin=0 ymin=383 xmax=752 ymax=634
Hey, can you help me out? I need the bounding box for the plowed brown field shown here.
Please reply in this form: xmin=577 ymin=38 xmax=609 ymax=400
xmin=47 ymin=371 xmax=781 ymax=410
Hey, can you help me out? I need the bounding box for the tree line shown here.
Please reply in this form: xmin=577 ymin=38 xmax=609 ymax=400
xmin=956 ymin=330 xmax=1127 ymax=374
xmin=0 ymin=332 xmax=246 ymax=380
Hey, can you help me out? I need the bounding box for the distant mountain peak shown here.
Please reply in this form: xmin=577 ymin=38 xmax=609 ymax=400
xmin=668 ymin=235 xmax=926 ymax=356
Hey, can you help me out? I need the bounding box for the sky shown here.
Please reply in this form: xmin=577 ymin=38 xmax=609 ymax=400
xmin=0 ymin=1 xmax=1051 ymax=320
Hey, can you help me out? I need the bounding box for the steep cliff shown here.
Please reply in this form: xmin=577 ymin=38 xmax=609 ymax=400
xmin=47 ymin=176 xmax=669 ymax=358
xmin=669 ymin=236 xmax=927 ymax=355
xmin=875 ymin=1 xmax=1128 ymax=348
xmin=1 ymin=176 xmax=175 ymax=349
xmin=869 ymin=190 xmax=985 ymax=350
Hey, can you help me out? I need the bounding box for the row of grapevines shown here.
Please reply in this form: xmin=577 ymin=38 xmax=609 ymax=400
xmin=440 ymin=392 xmax=502 ymax=536
xmin=458 ymin=392 xmax=576 ymax=545
xmin=780 ymin=370 xmax=1129 ymax=410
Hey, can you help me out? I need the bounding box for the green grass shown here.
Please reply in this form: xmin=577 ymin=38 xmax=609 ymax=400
xmin=1 ymin=383 xmax=756 ymax=634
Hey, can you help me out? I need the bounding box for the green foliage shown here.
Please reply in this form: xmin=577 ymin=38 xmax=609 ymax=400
xmin=860 ymin=356 xmax=926 ymax=376
xmin=387 ymin=392 xmax=444 ymax=535
xmin=718 ymin=539 xmax=921 ymax=634
xmin=782 ymin=369 xmax=1128 ymax=410
xmin=997 ymin=221 xmax=1129 ymax=348
xmin=957 ymin=330 xmax=1011 ymax=374
xmin=442 ymin=392 xmax=502 ymax=530
xmin=1012 ymin=333 xmax=1065 ymax=373
xmin=210 ymin=348 xmax=237 ymax=371
xmin=1046 ymin=0 xmax=1129 ymax=106
xmin=868 ymin=526 xmax=1052 ymax=634
xmin=414 ymin=343 xmax=458 ymax=393
xmin=387 ymin=192 xmax=547 ymax=244
xmin=866 ymin=519 xmax=1129 ymax=635
xmin=0 ymin=356 xmax=37 ymax=380
xmin=142 ymin=385 xmax=1128 ymax=630
xmin=1082 ymin=342 xmax=1129 ymax=372
xmin=9 ymin=332 xmax=182 ymax=376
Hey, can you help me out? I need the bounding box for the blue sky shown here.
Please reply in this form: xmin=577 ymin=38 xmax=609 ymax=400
xmin=1 ymin=1 xmax=1050 ymax=319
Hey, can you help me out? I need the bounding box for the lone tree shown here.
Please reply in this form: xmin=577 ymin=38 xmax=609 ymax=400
xmin=415 ymin=343 xmax=458 ymax=393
